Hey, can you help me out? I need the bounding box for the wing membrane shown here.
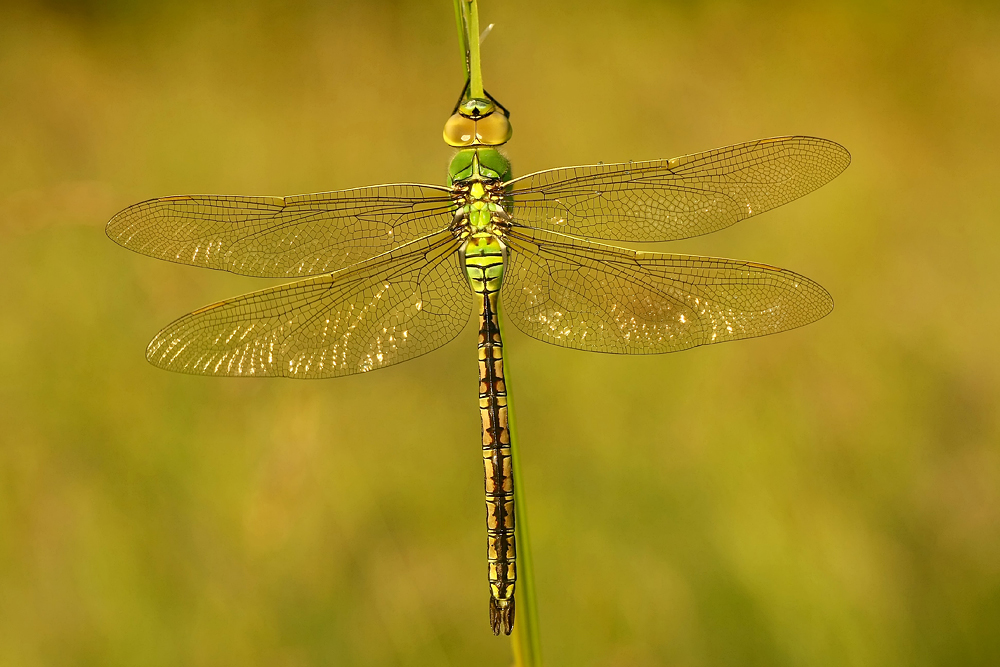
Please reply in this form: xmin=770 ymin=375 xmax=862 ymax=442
xmin=501 ymin=227 xmax=833 ymax=354
xmin=505 ymin=136 xmax=849 ymax=242
xmin=107 ymin=184 xmax=456 ymax=278
xmin=146 ymin=230 xmax=470 ymax=378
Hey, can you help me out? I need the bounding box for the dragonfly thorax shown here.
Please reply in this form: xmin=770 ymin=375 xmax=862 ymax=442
xmin=449 ymin=149 xmax=512 ymax=237
xmin=450 ymin=182 xmax=510 ymax=236
xmin=448 ymin=147 xmax=511 ymax=184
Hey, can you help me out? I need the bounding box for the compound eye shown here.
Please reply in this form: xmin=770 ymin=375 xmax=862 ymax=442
xmin=443 ymin=113 xmax=476 ymax=147
xmin=475 ymin=112 xmax=512 ymax=146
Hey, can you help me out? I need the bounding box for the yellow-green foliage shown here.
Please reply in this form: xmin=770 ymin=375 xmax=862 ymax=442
xmin=1 ymin=1 xmax=998 ymax=665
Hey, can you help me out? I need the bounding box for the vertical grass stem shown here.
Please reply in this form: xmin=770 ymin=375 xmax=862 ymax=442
xmin=452 ymin=0 xmax=470 ymax=81
xmin=454 ymin=0 xmax=486 ymax=99
xmin=454 ymin=3 xmax=540 ymax=662
xmin=500 ymin=312 xmax=543 ymax=667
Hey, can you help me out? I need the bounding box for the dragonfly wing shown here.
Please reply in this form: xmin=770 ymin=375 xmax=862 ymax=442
xmin=505 ymin=136 xmax=850 ymax=242
xmin=501 ymin=227 xmax=833 ymax=354
xmin=107 ymin=184 xmax=456 ymax=277
xmin=146 ymin=230 xmax=470 ymax=378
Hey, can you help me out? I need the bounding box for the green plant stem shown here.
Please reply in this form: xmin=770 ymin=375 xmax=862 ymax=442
xmin=453 ymin=3 xmax=538 ymax=662
xmin=500 ymin=312 xmax=543 ymax=667
xmin=452 ymin=0 xmax=469 ymax=81
xmin=465 ymin=0 xmax=485 ymax=98
xmin=454 ymin=0 xmax=485 ymax=99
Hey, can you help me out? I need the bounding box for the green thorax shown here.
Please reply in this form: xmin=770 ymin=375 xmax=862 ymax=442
xmin=449 ymin=149 xmax=512 ymax=232
xmin=448 ymin=147 xmax=511 ymax=185
xmin=449 ymin=149 xmax=510 ymax=293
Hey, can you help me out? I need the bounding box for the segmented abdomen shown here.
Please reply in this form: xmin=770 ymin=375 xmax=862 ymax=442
xmin=465 ymin=235 xmax=516 ymax=636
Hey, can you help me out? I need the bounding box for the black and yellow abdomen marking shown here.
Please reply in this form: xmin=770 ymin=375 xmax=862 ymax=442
xmin=464 ymin=234 xmax=516 ymax=636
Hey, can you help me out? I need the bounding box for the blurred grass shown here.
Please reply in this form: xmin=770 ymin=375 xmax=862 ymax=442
xmin=1 ymin=0 xmax=999 ymax=665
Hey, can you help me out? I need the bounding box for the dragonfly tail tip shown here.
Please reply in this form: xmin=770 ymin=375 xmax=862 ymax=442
xmin=489 ymin=596 xmax=515 ymax=635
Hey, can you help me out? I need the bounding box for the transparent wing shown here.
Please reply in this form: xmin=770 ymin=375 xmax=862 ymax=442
xmin=505 ymin=136 xmax=850 ymax=242
xmin=145 ymin=230 xmax=470 ymax=378
xmin=107 ymin=184 xmax=456 ymax=278
xmin=501 ymin=227 xmax=833 ymax=354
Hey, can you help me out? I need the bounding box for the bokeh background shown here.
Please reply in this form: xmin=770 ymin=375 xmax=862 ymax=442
xmin=2 ymin=1 xmax=999 ymax=665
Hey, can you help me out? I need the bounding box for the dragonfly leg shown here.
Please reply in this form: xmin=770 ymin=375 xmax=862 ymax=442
xmin=483 ymin=88 xmax=510 ymax=118
xmin=452 ymin=77 xmax=471 ymax=114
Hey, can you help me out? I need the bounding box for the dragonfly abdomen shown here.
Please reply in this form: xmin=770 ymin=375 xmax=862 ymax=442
xmin=465 ymin=234 xmax=516 ymax=635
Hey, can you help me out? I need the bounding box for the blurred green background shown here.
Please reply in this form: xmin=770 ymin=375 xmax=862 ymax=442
xmin=2 ymin=0 xmax=999 ymax=665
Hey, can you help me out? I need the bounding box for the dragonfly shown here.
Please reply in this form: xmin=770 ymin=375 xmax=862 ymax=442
xmin=107 ymin=71 xmax=849 ymax=639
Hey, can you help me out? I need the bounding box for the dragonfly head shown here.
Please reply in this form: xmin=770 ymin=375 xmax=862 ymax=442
xmin=443 ymin=98 xmax=512 ymax=148
xmin=459 ymin=98 xmax=494 ymax=118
